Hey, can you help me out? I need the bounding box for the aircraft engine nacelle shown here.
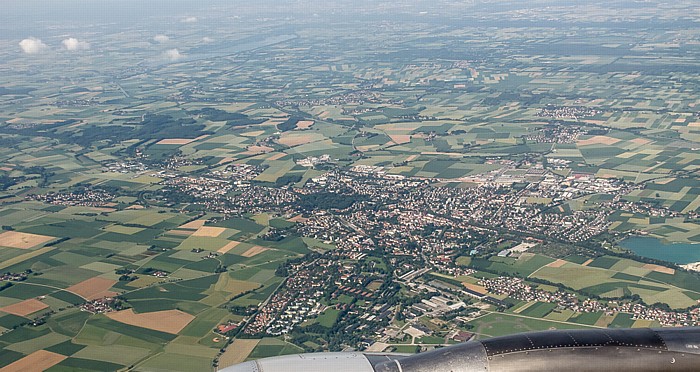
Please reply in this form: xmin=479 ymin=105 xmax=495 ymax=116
xmin=224 ymin=327 xmax=700 ymax=372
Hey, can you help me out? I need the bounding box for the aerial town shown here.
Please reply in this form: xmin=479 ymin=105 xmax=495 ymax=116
xmin=0 ymin=0 xmax=699 ymax=370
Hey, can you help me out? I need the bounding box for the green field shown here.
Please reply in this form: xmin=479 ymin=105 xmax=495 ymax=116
xmin=316 ymin=308 xmax=340 ymax=328
xmin=247 ymin=338 xmax=304 ymax=360
xmin=470 ymin=313 xmax=599 ymax=339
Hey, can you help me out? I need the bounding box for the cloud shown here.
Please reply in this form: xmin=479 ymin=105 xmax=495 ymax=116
xmin=181 ymin=16 xmax=198 ymax=23
xmin=19 ymin=37 xmax=49 ymax=54
xmin=153 ymin=34 xmax=170 ymax=43
xmin=202 ymin=37 xmax=214 ymax=43
xmin=164 ymin=48 xmax=183 ymax=61
xmin=62 ymin=38 xmax=90 ymax=51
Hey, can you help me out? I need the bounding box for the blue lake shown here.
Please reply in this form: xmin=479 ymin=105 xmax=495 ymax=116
xmin=619 ymin=236 xmax=700 ymax=265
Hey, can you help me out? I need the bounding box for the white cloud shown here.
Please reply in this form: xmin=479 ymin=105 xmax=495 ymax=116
xmin=182 ymin=16 xmax=198 ymax=23
xmin=62 ymin=38 xmax=90 ymax=51
xmin=164 ymin=48 xmax=183 ymax=61
xmin=19 ymin=37 xmax=49 ymax=54
xmin=202 ymin=37 xmax=214 ymax=43
xmin=153 ymin=34 xmax=170 ymax=43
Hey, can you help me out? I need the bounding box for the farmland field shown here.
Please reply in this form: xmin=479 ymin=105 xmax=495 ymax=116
xmin=106 ymin=309 xmax=195 ymax=334
xmin=0 ymin=232 xmax=54 ymax=249
xmin=0 ymin=299 xmax=48 ymax=317
xmin=247 ymin=338 xmax=304 ymax=360
xmin=0 ymin=350 xmax=66 ymax=372
xmin=219 ymin=339 xmax=259 ymax=368
xmin=65 ymin=277 xmax=117 ymax=301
